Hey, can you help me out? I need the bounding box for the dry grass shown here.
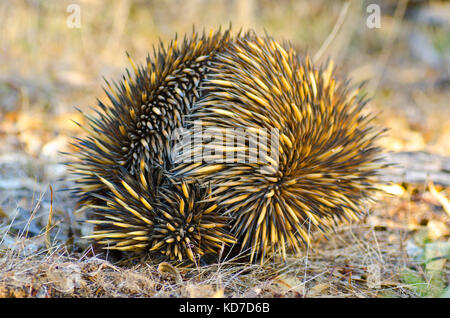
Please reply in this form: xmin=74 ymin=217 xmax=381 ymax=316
xmin=1 ymin=189 xmax=447 ymax=298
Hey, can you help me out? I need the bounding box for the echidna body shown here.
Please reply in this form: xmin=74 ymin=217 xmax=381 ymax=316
xmin=70 ymin=29 xmax=232 ymax=209
xmin=83 ymin=160 xmax=235 ymax=262
xmin=70 ymin=28 xmax=384 ymax=263
xmin=173 ymin=34 xmax=384 ymax=262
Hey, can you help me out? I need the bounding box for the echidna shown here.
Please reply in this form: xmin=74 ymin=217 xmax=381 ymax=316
xmin=173 ymin=33 xmax=385 ymax=262
xmin=81 ymin=160 xmax=235 ymax=262
xmin=69 ymin=27 xmax=384 ymax=264
xmin=69 ymin=28 xmax=233 ymax=209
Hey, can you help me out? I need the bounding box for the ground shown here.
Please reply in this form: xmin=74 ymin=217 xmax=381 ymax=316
xmin=0 ymin=0 xmax=449 ymax=297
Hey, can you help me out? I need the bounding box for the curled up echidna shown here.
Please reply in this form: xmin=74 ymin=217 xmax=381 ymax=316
xmin=85 ymin=161 xmax=235 ymax=262
xmin=69 ymin=27 xmax=385 ymax=264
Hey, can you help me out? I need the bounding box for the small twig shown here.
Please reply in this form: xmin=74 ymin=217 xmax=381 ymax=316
xmin=20 ymin=185 xmax=44 ymax=239
xmin=369 ymin=0 xmax=408 ymax=92
xmin=371 ymin=227 xmax=385 ymax=264
xmin=45 ymin=185 xmax=54 ymax=251
xmin=302 ymin=218 xmax=312 ymax=295
xmin=314 ymin=1 xmax=351 ymax=63
xmin=428 ymin=180 xmax=450 ymax=216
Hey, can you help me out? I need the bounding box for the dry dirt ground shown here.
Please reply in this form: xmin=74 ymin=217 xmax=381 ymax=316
xmin=0 ymin=0 xmax=449 ymax=297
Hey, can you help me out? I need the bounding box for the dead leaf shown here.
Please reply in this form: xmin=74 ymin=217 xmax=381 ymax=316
xmin=429 ymin=181 xmax=450 ymax=216
xmin=427 ymin=220 xmax=449 ymax=240
xmin=378 ymin=183 xmax=405 ymax=196
xmin=158 ymin=262 xmax=182 ymax=284
xmin=309 ymin=283 xmax=329 ymax=296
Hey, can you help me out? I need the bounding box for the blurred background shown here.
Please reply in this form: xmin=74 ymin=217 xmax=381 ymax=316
xmin=1 ymin=0 xmax=449 ymax=160
xmin=0 ymin=0 xmax=448 ymax=297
